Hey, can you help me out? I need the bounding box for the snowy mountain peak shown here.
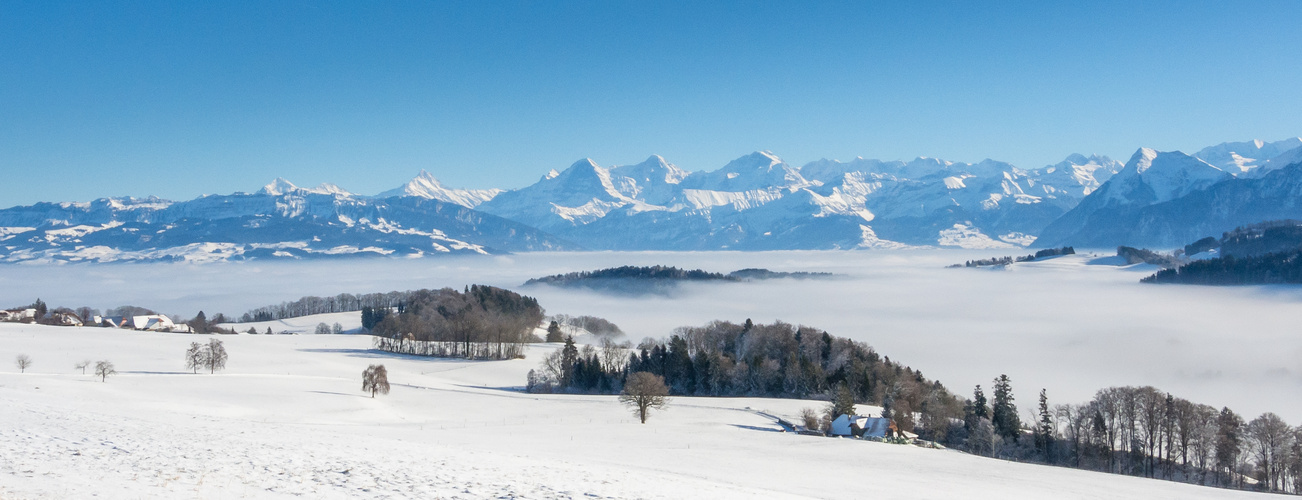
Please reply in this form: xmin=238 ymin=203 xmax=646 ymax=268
xmin=1103 ymin=148 xmax=1228 ymax=205
xmin=1128 ymin=148 xmax=1161 ymax=174
xmin=542 ymin=169 xmax=561 ymax=181
xmin=261 ymin=178 xmax=299 ymax=196
xmin=376 ymin=170 xmax=501 ymax=208
xmin=259 ymin=178 xmax=353 ymax=197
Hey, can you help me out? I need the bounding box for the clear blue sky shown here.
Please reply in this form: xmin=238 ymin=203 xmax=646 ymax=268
xmin=2 ymin=1 xmax=1300 ymax=207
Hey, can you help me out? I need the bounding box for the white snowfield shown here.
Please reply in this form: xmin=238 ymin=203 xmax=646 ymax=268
xmin=0 ymin=326 xmax=1282 ymax=499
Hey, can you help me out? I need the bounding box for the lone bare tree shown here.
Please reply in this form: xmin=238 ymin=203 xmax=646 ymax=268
xmin=75 ymin=360 xmax=90 ymax=374
xmin=15 ymin=354 xmax=32 ymax=373
xmin=94 ymin=360 xmax=115 ymax=382
xmin=620 ymin=371 xmax=669 ymax=423
xmin=205 ymin=339 xmax=228 ymax=373
xmin=185 ymin=342 xmax=208 ymax=373
xmin=362 ymin=364 xmax=390 ymax=398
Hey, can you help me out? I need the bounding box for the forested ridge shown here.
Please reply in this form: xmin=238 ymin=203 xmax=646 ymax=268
xmin=1143 ymin=250 xmax=1302 ymax=285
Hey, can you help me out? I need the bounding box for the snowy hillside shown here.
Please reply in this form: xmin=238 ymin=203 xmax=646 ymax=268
xmin=0 ymin=324 xmax=1278 ymax=500
xmin=0 ymin=179 xmax=574 ymax=263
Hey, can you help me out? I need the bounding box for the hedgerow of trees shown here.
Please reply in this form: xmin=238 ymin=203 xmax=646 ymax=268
xmin=240 ymin=290 xmax=423 ymax=322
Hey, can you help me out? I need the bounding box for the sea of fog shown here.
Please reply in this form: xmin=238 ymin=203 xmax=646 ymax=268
xmin=2 ymin=249 xmax=1301 ymax=423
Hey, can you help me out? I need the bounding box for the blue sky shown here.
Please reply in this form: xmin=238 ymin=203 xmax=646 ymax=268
xmin=2 ymin=1 xmax=1300 ymax=206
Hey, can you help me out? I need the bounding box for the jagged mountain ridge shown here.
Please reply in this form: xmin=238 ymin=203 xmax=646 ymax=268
xmin=473 ymin=151 xmax=1124 ymax=250
xmin=0 ymin=179 xmax=574 ymax=263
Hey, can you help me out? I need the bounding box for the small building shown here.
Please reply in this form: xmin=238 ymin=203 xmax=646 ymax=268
xmin=0 ymin=308 xmax=36 ymax=323
xmin=51 ymin=312 xmax=83 ymax=326
xmin=131 ymin=315 xmax=177 ymax=331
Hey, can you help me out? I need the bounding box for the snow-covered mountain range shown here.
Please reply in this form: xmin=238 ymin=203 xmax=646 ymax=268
xmin=474 ymin=151 xmax=1124 ymax=250
xmin=1 ymin=137 xmax=1298 ymax=262
xmin=1038 ymin=139 xmax=1302 ymax=248
xmin=0 ymin=179 xmax=573 ymax=263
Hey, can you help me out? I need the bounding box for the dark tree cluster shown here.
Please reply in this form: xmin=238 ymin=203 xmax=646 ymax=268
xmin=956 ymin=247 xmax=1075 ymax=268
xmin=526 ymin=265 xmax=736 ymax=287
xmin=370 ymin=285 xmax=544 ymax=360
xmin=1143 ymin=250 xmax=1302 ymax=285
xmin=529 ymin=319 xmax=964 ymax=440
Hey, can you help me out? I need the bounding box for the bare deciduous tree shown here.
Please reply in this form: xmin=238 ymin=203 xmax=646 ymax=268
xmin=362 ymin=364 xmax=390 ymax=398
xmin=205 ymin=339 xmax=227 ymax=373
xmin=800 ymin=407 xmax=821 ymax=431
xmin=620 ymin=371 xmax=669 ymax=424
xmin=314 ymin=322 xmax=331 ymax=335
xmin=94 ymin=360 xmax=115 ymax=382
xmin=15 ymin=354 xmax=32 ymax=373
xmin=75 ymin=360 xmax=90 ymax=375
xmin=599 ymin=337 xmax=629 ymax=374
xmin=185 ymin=342 xmax=208 ymax=373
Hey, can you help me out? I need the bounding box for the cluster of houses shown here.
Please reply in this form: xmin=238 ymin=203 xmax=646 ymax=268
xmin=0 ymin=306 xmax=190 ymax=333
xmin=93 ymin=314 xmax=190 ymax=332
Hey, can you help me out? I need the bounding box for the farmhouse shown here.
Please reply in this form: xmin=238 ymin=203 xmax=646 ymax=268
xmin=51 ymin=311 xmax=83 ymax=326
xmin=829 ymin=414 xmax=895 ymax=439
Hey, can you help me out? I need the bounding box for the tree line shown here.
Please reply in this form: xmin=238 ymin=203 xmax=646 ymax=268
xmin=954 ymin=246 xmax=1075 ymax=268
xmin=239 ymin=290 xmax=422 ymax=322
xmin=370 ymin=285 xmax=544 ymax=360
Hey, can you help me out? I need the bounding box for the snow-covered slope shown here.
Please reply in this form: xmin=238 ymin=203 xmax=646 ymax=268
xmin=375 ymin=170 xmax=502 ymax=208
xmin=0 ymin=324 xmax=1276 ymax=499
xmin=0 ymin=179 xmax=574 ymax=263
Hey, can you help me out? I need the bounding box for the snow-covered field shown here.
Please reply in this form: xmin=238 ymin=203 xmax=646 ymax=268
xmin=0 ymin=324 xmax=1284 ymax=499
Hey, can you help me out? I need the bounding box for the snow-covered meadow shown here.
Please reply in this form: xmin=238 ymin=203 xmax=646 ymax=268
xmin=0 ymin=324 xmax=1288 ymax=499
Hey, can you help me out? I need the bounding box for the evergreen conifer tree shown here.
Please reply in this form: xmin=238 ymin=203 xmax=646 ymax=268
xmin=991 ymin=374 xmax=1020 ymax=442
xmin=560 ymin=335 xmax=578 ymax=387
xmin=546 ymin=321 xmax=564 ymax=342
